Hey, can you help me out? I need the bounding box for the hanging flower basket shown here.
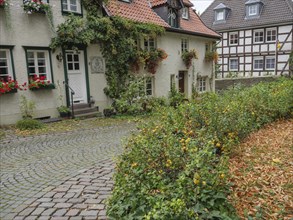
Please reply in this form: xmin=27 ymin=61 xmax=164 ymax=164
xmin=181 ymin=49 xmax=198 ymax=69
xmin=144 ymin=48 xmax=168 ymax=74
xmin=23 ymin=0 xmax=50 ymax=14
xmin=204 ymin=51 xmax=218 ymax=62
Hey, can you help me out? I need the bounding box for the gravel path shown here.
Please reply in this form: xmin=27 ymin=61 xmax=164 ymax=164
xmin=0 ymin=121 xmax=135 ymax=220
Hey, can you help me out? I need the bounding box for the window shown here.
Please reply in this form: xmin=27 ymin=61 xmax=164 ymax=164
xmin=265 ymin=57 xmax=275 ymax=70
xmin=254 ymin=29 xmax=264 ymax=43
xmin=62 ymin=0 xmax=81 ymax=14
xmin=229 ymin=32 xmax=238 ymax=45
xmin=215 ymin=9 xmax=225 ymax=21
xmin=254 ymin=57 xmax=263 ymax=70
xmin=145 ymin=77 xmax=153 ymax=96
xmin=248 ymin=4 xmax=258 ymax=16
xmin=144 ymin=38 xmax=156 ymax=51
xmin=66 ymin=53 xmax=80 ymax=71
xmin=229 ymin=58 xmax=238 ymax=71
xmin=168 ymin=8 xmax=178 ymax=28
xmin=0 ymin=48 xmax=14 ymax=82
xmin=198 ymin=78 xmax=206 ymax=92
xmin=181 ymin=39 xmax=188 ymax=53
xmin=205 ymin=43 xmax=211 ymax=52
xmin=182 ymin=7 xmax=189 ymax=19
xmin=170 ymin=74 xmax=175 ymax=90
xmin=266 ymin=28 xmax=277 ymax=42
xmin=25 ymin=48 xmax=52 ymax=81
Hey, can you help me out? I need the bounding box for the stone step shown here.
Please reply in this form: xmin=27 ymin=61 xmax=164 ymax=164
xmin=73 ymin=107 xmax=99 ymax=115
xmin=74 ymin=111 xmax=103 ymax=119
xmin=72 ymin=103 xmax=91 ymax=110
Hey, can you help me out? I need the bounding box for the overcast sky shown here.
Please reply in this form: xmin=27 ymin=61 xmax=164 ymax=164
xmin=190 ymin=0 xmax=214 ymax=14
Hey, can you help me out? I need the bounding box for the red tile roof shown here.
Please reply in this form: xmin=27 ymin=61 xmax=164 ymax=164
xmin=105 ymin=0 xmax=221 ymax=39
xmin=180 ymin=7 xmax=221 ymax=38
xmin=106 ymin=0 xmax=169 ymax=27
xmin=150 ymin=0 xmax=166 ymax=7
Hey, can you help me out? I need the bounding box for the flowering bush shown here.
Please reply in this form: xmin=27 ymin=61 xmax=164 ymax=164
xmin=0 ymin=77 xmax=21 ymax=94
xmin=23 ymin=0 xmax=50 ymax=14
xmin=0 ymin=0 xmax=8 ymax=8
xmin=107 ymin=78 xmax=293 ymax=219
xmin=28 ymin=75 xmax=55 ymax=90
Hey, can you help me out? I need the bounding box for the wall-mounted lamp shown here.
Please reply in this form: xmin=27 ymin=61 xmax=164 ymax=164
xmin=56 ymin=53 xmax=63 ymax=62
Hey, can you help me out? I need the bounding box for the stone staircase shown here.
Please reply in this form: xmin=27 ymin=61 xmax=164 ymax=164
xmin=71 ymin=103 xmax=102 ymax=119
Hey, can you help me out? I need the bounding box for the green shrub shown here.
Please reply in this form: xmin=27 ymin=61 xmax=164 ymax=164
xmin=107 ymin=78 xmax=293 ymax=219
xmin=168 ymin=83 xmax=185 ymax=107
xmin=16 ymin=119 xmax=44 ymax=130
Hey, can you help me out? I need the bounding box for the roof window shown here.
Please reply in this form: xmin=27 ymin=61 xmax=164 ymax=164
xmin=213 ymin=3 xmax=230 ymax=23
xmin=245 ymin=0 xmax=263 ymax=19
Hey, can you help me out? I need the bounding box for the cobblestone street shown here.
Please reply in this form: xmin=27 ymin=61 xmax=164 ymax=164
xmin=0 ymin=121 xmax=135 ymax=219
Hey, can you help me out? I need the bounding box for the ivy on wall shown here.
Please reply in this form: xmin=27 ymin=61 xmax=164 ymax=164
xmin=50 ymin=2 xmax=165 ymax=99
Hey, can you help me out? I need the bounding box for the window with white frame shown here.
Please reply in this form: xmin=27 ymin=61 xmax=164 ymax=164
xmin=198 ymin=78 xmax=206 ymax=92
xmin=168 ymin=8 xmax=178 ymax=28
xmin=229 ymin=32 xmax=238 ymax=45
xmin=181 ymin=39 xmax=188 ymax=53
xmin=254 ymin=57 xmax=263 ymax=70
xmin=26 ymin=49 xmax=52 ymax=81
xmin=215 ymin=9 xmax=225 ymax=21
xmin=254 ymin=29 xmax=264 ymax=43
xmin=170 ymin=74 xmax=175 ymax=90
xmin=248 ymin=4 xmax=258 ymax=16
xmin=266 ymin=28 xmax=277 ymax=42
xmin=182 ymin=7 xmax=189 ymax=19
xmin=145 ymin=77 xmax=153 ymax=96
xmin=62 ymin=0 xmax=81 ymax=14
xmin=0 ymin=49 xmax=14 ymax=82
xmin=265 ymin=57 xmax=275 ymax=70
xmin=229 ymin=58 xmax=238 ymax=71
xmin=144 ymin=38 xmax=156 ymax=51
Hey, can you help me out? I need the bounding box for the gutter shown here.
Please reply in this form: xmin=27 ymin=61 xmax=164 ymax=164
xmin=165 ymin=27 xmax=221 ymax=40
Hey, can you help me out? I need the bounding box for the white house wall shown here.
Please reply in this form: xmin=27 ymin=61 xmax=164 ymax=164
xmin=0 ymin=1 xmax=216 ymax=125
xmin=156 ymin=32 xmax=215 ymax=98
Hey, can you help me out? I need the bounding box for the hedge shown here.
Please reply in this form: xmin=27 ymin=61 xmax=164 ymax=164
xmin=107 ymin=78 xmax=293 ymax=220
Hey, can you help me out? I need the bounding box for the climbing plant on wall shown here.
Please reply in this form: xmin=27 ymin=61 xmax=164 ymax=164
xmin=50 ymin=2 xmax=165 ymax=99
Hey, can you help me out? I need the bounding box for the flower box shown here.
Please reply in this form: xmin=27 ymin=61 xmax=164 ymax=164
xmin=0 ymin=88 xmax=17 ymax=95
xmin=0 ymin=0 xmax=8 ymax=9
xmin=0 ymin=78 xmax=21 ymax=95
xmin=29 ymin=83 xmax=55 ymax=91
xmin=23 ymin=0 xmax=49 ymax=14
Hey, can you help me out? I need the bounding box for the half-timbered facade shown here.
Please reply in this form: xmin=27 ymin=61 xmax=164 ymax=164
xmin=201 ymin=0 xmax=293 ymax=88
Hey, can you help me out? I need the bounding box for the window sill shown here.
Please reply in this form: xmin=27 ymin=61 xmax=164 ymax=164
xmin=62 ymin=11 xmax=83 ymax=17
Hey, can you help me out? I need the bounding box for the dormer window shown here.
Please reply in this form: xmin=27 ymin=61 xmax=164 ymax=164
xmin=245 ymin=0 xmax=263 ymax=18
xmin=213 ymin=3 xmax=230 ymax=23
xmin=168 ymin=8 xmax=178 ymax=28
xmin=182 ymin=7 xmax=189 ymax=19
xmin=216 ymin=9 xmax=224 ymax=21
xmin=248 ymin=4 xmax=257 ymax=16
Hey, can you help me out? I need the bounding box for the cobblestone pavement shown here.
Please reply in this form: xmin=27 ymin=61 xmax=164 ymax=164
xmin=0 ymin=122 xmax=135 ymax=219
